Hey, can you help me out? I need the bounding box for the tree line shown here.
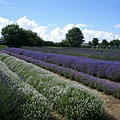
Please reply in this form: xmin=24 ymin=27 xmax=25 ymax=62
xmin=0 ymin=24 xmax=120 ymax=49
xmin=88 ymin=38 xmax=120 ymax=49
xmin=0 ymin=24 xmax=43 ymax=47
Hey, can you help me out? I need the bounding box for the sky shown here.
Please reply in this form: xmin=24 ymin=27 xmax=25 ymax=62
xmin=0 ymin=0 xmax=120 ymax=43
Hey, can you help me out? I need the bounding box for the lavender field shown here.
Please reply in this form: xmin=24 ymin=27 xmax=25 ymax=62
xmin=0 ymin=53 xmax=105 ymax=120
xmin=2 ymin=47 xmax=120 ymax=99
xmin=1 ymin=47 xmax=120 ymax=119
xmin=22 ymin=46 xmax=120 ymax=61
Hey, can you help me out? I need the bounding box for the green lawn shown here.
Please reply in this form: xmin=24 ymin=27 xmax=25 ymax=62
xmin=0 ymin=45 xmax=6 ymax=50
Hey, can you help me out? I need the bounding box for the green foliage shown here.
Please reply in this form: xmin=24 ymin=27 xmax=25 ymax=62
xmin=61 ymin=39 xmax=69 ymax=47
xmin=92 ymin=38 xmax=99 ymax=47
xmin=110 ymin=39 xmax=120 ymax=46
xmin=0 ymin=45 xmax=6 ymax=50
xmin=0 ymin=77 xmax=25 ymax=120
xmin=66 ymin=27 xmax=84 ymax=47
xmin=1 ymin=24 xmax=43 ymax=47
xmin=0 ymin=60 xmax=51 ymax=120
xmin=2 ymin=24 xmax=21 ymax=47
xmin=43 ymin=41 xmax=55 ymax=46
xmin=101 ymin=39 xmax=109 ymax=49
xmin=108 ymin=39 xmax=120 ymax=50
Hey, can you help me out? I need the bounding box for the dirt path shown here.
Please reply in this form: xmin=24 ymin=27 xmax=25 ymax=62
xmin=98 ymin=92 xmax=120 ymax=120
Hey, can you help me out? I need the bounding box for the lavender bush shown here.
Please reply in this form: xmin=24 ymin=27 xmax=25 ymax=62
xmin=1 ymin=51 xmax=120 ymax=99
xmin=0 ymin=53 xmax=104 ymax=120
xmin=0 ymin=61 xmax=51 ymax=120
xmin=4 ymin=47 xmax=120 ymax=82
xmin=21 ymin=46 xmax=120 ymax=61
xmin=0 ymin=75 xmax=25 ymax=120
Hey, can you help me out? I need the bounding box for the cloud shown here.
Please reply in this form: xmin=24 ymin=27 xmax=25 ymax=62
xmin=0 ymin=16 xmax=120 ymax=43
xmin=50 ymin=24 xmax=117 ymax=43
xmin=17 ymin=16 xmax=38 ymax=30
xmin=17 ymin=20 xmax=93 ymax=42
xmin=49 ymin=23 xmax=80 ymax=42
xmin=82 ymin=29 xmax=120 ymax=43
xmin=115 ymin=24 xmax=120 ymax=28
xmin=7 ymin=6 xmax=14 ymax=9
xmin=0 ymin=17 xmax=13 ymax=36
xmin=17 ymin=16 xmax=48 ymax=39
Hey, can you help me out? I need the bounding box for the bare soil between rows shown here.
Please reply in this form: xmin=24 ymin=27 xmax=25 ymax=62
xmin=98 ymin=92 xmax=120 ymax=120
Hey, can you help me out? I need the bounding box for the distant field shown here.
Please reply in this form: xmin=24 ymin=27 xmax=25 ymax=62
xmin=0 ymin=45 xmax=6 ymax=50
xmin=21 ymin=46 xmax=120 ymax=61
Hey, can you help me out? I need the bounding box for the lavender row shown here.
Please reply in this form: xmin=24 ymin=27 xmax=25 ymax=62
xmin=5 ymin=47 xmax=120 ymax=82
xmin=3 ymin=50 xmax=120 ymax=99
xmin=21 ymin=46 xmax=120 ymax=61
xmin=0 ymin=53 xmax=104 ymax=120
xmin=0 ymin=70 xmax=25 ymax=120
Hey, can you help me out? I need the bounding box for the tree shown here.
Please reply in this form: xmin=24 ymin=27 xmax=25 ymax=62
xmin=110 ymin=39 xmax=120 ymax=49
xmin=1 ymin=24 xmax=43 ymax=47
xmin=66 ymin=27 xmax=84 ymax=47
xmin=88 ymin=41 xmax=92 ymax=47
xmin=92 ymin=38 xmax=99 ymax=47
xmin=23 ymin=29 xmax=43 ymax=47
xmin=101 ymin=39 xmax=109 ymax=49
xmin=43 ymin=41 xmax=55 ymax=46
xmin=1 ymin=24 xmax=22 ymax=46
xmin=110 ymin=39 xmax=120 ymax=46
xmin=60 ymin=39 xmax=69 ymax=47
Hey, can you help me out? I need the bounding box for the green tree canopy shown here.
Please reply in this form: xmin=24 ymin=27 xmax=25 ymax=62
xmin=92 ymin=38 xmax=99 ymax=46
xmin=1 ymin=24 xmax=43 ymax=47
xmin=23 ymin=29 xmax=43 ymax=46
xmin=43 ymin=41 xmax=55 ymax=46
xmin=109 ymin=39 xmax=120 ymax=49
xmin=110 ymin=39 xmax=120 ymax=46
xmin=101 ymin=39 xmax=109 ymax=48
xmin=66 ymin=27 xmax=84 ymax=47
xmin=1 ymin=24 xmax=22 ymax=46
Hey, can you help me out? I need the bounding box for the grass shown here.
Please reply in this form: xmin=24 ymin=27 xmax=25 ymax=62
xmin=0 ymin=45 xmax=6 ymax=50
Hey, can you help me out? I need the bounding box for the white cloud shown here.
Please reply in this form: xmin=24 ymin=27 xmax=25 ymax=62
xmin=7 ymin=6 xmax=14 ymax=9
xmin=0 ymin=16 xmax=120 ymax=43
xmin=115 ymin=24 xmax=120 ymax=28
xmin=32 ymin=27 xmax=46 ymax=38
xmin=50 ymin=27 xmax=61 ymax=42
xmin=61 ymin=23 xmax=74 ymax=34
xmin=0 ymin=17 xmax=13 ymax=36
xmin=17 ymin=16 xmax=48 ymax=40
xmin=82 ymin=29 xmax=120 ymax=43
xmin=17 ymin=16 xmax=38 ymax=30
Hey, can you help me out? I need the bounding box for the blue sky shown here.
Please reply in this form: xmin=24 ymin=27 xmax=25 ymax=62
xmin=0 ymin=0 xmax=120 ymax=43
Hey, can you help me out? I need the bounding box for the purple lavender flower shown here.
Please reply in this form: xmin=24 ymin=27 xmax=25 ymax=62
xmin=4 ymin=47 xmax=120 ymax=82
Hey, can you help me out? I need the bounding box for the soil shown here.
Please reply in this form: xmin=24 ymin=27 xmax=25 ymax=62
xmin=98 ymin=91 xmax=120 ymax=120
